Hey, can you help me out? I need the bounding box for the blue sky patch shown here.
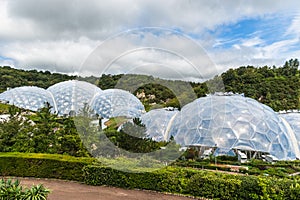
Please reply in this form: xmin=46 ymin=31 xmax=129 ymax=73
xmin=211 ymin=13 xmax=295 ymax=49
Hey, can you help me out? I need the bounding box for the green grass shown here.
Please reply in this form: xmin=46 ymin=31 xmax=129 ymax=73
xmin=0 ymin=103 xmax=10 ymax=114
xmin=95 ymin=156 xmax=167 ymax=173
xmin=0 ymin=152 xmax=95 ymax=163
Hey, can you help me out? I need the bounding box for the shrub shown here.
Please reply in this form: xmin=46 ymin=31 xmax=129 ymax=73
xmin=1 ymin=152 xmax=300 ymax=199
xmin=83 ymin=165 xmax=300 ymax=200
xmin=0 ymin=152 xmax=95 ymax=182
xmin=186 ymin=173 xmax=241 ymax=199
xmin=83 ymin=165 xmax=195 ymax=194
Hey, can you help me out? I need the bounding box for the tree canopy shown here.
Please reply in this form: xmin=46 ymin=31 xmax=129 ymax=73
xmin=0 ymin=58 xmax=299 ymax=111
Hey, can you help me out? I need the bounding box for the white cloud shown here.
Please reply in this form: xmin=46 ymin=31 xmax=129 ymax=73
xmin=0 ymin=1 xmax=38 ymax=41
xmin=0 ymin=58 xmax=15 ymax=68
xmin=80 ymin=30 xmax=218 ymax=81
xmin=208 ymin=36 xmax=300 ymax=73
xmin=4 ymin=0 xmax=300 ymax=39
xmin=286 ymin=12 xmax=300 ymax=37
xmin=242 ymin=37 xmax=264 ymax=47
xmin=262 ymin=38 xmax=300 ymax=58
xmin=0 ymin=0 xmax=300 ymax=81
xmin=1 ymin=37 xmax=99 ymax=73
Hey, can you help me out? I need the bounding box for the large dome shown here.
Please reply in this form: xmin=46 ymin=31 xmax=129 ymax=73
xmin=140 ymin=108 xmax=179 ymax=141
xmin=169 ymin=95 xmax=299 ymax=160
xmin=90 ymin=89 xmax=145 ymax=119
xmin=0 ymin=86 xmax=57 ymax=112
xmin=47 ymin=80 xmax=102 ymax=115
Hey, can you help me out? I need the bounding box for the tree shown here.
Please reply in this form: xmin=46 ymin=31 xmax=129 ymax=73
xmin=282 ymin=58 xmax=299 ymax=76
xmin=0 ymin=106 xmax=28 ymax=152
xmin=30 ymin=102 xmax=59 ymax=153
xmin=103 ymin=118 xmax=166 ymax=154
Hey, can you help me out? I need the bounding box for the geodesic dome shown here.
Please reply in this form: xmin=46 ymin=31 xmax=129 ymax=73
xmin=169 ymin=95 xmax=300 ymax=160
xmin=47 ymin=80 xmax=102 ymax=115
xmin=0 ymin=86 xmax=57 ymax=112
xmin=140 ymin=108 xmax=179 ymax=141
xmin=280 ymin=112 xmax=300 ymax=151
xmin=90 ymin=89 xmax=145 ymax=119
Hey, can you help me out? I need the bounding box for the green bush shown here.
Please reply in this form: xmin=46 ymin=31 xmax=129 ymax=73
xmin=186 ymin=173 xmax=241 ymax=199
xmin=172 ymin=160 xmax=232 ymax=171
xmin=0 ymin=152 xmax=95 ymax=182
xmin=83 ymin=165 xmax=195 ymax=193
xmin=1 ymin=152 xmax=300 ymax=199
xmin=83 ymin=165 xmax=300 ymax=200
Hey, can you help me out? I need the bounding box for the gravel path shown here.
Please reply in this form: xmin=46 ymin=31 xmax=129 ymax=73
xmin=15 ymin=177 xmax=198 ymax=200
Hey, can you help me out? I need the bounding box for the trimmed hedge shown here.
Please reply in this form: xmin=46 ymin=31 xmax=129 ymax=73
xmin=0 ymin=152 xmax=95 ymax=181
xmin=0 ymin=153 xmax=300 ymax=199
xmin=174 ymin=161 xmax=233 ymax=172
xmin=83 ymin=165 xmax=194 ymax=193
xmin=83 ymin=165 xmax=300 ymax=200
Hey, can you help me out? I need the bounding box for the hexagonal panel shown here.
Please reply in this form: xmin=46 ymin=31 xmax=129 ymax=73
xmin=91 ymin=89 xmax=145 ymax=119
xmin=233 ymin=120 xmax=254 ymax=139
xmin=0 ymin=86 xmax=57 ymax=112
xmin=214 ymin=128 xmax=237 ymax=149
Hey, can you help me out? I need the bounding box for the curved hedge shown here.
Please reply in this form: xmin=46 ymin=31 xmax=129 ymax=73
xmin=83 ymin=165 xmax=300 ymax=200
xmin=0 ymin=152 xmax=95 ymax=181
xmin=0 ymin=153 xmax=300 ymax=199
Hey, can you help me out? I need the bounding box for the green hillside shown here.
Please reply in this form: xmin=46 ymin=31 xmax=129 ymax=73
xmin=97 ymin=59 xmax=300 ymax=111
xmin=0 ymin=66 xmax=75 ymax=92
xmin=0 ymin=58 xmax=299 ymax=111
xmin=219 ymin=59 xmax=300 ymax=111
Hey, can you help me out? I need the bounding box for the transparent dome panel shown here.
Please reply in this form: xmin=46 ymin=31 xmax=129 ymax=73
xmin=47 ymin=80 xmax=101 ymax=115
xmin=140 ymin=108 xmax=178 ymax=142
xmin=91 ymin=89 xmax=145 ymax=119
xmin=281 ymin=113 xmax=300 ymax=142
xmin=279 ymin=113 xmax=300 ymax=160
xmin=169 ymin=95 xmax=299 ymax=160
xmin=0 ymin=86 xmax=56 ymax=112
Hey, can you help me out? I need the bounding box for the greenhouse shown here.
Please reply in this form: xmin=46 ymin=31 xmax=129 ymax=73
xmin=0 ymin=81 xmax=144 ymax=119
xmin=168 ymin=94 xmax=300 ymax=160
xmin=0 ymin=86 xmax=57 ymax=112
xmin=90 ymin=89 xmax=145 ymax=119
xmin=47 ymin=80 xmax=102 ymax=116
xmin=140 ymin=108 xmax=179 ymax=141
xmin=1 ymin=80 xmax=300 ymax=161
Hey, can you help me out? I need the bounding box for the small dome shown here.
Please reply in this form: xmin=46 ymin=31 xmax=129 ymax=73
xmin=169 ymin=95 xmax=299 ymax=160
xmin=0 ymin=86 xmax=57 ymax=112
xmin=140 ymin=108 xmax=179 ymax=141
xmin=90 ymin=89 xmax=145 ymax=119
xmin=47 ymin=80 xmax=101 ymax=115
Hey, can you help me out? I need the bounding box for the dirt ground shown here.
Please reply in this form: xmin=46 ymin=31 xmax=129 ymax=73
xmin=15 ymin=177 xmax=197 ymax=200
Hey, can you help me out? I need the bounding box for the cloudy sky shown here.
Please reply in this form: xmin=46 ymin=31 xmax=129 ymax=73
xmin=0 ymin=0 xmax=300 ymax=81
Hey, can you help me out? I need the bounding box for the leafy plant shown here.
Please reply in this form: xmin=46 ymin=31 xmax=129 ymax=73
xmin=23 ymin=184 xmax=50 ymax=200
xmin=0 ymin=179 xmax=50 ymax=200
xmin=0 ymin=179 xmax=23 ymax=199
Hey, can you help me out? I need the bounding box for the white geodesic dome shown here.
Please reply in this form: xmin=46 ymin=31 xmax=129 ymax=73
xmin=47 ymin=80 xmax=102 ymax=115
xmin=0 ymin=81 xmax=146 ymax=119
xmin=140 ymin=108 xmax=179 ymax=141
xmin=0 ymin=86 xmax=57 ymax=112
xmin=90 ymin=89 xmax=145 ymax=119
xmin=169 ymin=95 xmax=300 ymax=160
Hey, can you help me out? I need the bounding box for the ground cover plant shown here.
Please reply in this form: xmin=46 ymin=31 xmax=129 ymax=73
xmin=0 ymin=178 xmax=50 ymax=200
